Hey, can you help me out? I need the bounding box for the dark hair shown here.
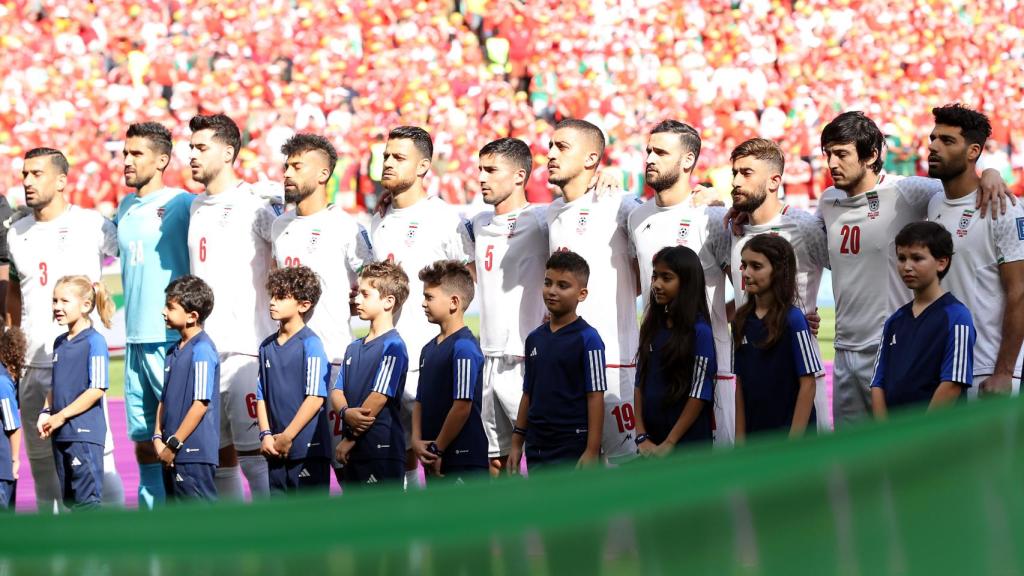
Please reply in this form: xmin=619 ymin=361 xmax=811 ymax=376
xmin=281 ymin=133 xmax=338 ymax=174
xmin=733 ymin=235 xmax=799 ymax=349
xmin=0 ymin=327 xmax=27 ymax=383
xmin=419 ymin=260 xmax=475 ymax=310
xmin=165 ymin=275 xmax=215 ymax=324
xmin=359 ymin=260 xmax=411 ymax=313
xmin=554 ymin=118 xmax=606 ymax=158
xmin=267 ymin=266 xmax=322 ymax=310
xmin=636 ymin=246 xmax=710 ymax=405
xmin=545 ymin=250 xmax=590 ymax=286
xmin=189 ymin=114 xmax=242 ymax=162
xmin=650 ymin=120 xmax=702 ymax=167
xmin=820 ymin=111 xmax=885 ymax=173
xmin=731 ymin=138 xmax=785 ymax=174
xmin=24 ymin=147 xmax=69 ymax=175
xmin=126 ymin=122 xmax=173 ymax=157
xmin=388 ymin=126 xmax=433 ymax=162
xmin=479 ymin=137 xmax=532 ymax=176
xmin=895 ymin=221 xmax=955 ymax=280
xmin=932 ymin=104 xmax=992 ymax=148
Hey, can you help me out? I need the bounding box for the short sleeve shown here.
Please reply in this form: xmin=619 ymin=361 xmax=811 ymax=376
xmin=451 ymin=340 xmax=482 ymax=401
xmin=523 ymin=334 xmax=536 ymax=395
xmin=255 ymin=373 xmax=265 ymax=402
xmin=101 ymin=217 xmax=118 ymax=259
xmin=88 ymin=334 xmax=110 ymax=390
xmin=941 ymin=306 xmax=975 ymax=387
xmin=303 ymin=338 xmax=330 ymax=397
xmin=0 ymin=380 xmax=20 ymax=431
xmin=191 ymin=345 xmax=218 ymax=402
xmin=347 ymin=223 xmax=374 ymax=275
xmin=870 ymin=319 xmax=894 ymax=390
xmin=993 ymin=207 xmax=1024 ymax=264
xmin=332 ymin=362 xmax=345 ymax=392
xmin=787 ymin=309 xmax=823 ymax=377
xmin=582 ymin=329 xmax=607 ymax=393
xmin=445 ymin=216 xmax=476 ymax=264
xmin=371 ymin=339 xmax=408 ymax=397
xmin=690 ymin=323 xmax=716 ymax=402
xmin=896 ymin=176 xmax=943 ymax=212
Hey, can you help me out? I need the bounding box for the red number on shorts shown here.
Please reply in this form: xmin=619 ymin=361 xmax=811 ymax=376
xmin=328 ymin=410 xmax=344 ymax=435
xmin=839 ymin=225 xmax=861 ymax=255
xmin=245 ymin=393 xmax=257 ymax=419
xmin=38 ymin=262 xmax=48 ymax=286
xmin=484 ymin=245 xmax=494 ymax=271
xmin=199 ymin=236 xmax=207 ymax=262
xmin=283 ymin=256 xmax=301 ymax=268
xmin=611 ymin=403 xmax=636 ymax=433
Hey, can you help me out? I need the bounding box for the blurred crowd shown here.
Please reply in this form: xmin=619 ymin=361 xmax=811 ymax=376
xmin=0 ymin=0 xmax=1022 ymax=216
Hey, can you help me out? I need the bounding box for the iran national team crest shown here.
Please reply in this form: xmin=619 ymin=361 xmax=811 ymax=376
xmin=506 ymin=216 xmax=518 ymax=238
xmin=156 ymin=207 xmax=166 ymax=219
xmin=676 ymin=219 xmax=691 ymax=245
xmin=219 ymin=206 xmax=233 ymax=226
xmin=957 ymin=209 xmax=975 ymax=238
xmin=866 ymin=191 xmax=880 ymax=220
xmin=405 ymin=222 xmax=419 ymax=246
xmin=57 ymin=226 xmax=69 ymax=246
xmin=576 ymin=208 xmax=590 ymax=235
xmin=308 ymin=228 xmax=322 ymax=252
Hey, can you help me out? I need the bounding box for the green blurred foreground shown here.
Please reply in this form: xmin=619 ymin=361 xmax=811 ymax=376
xmin=3 ymin=394 xmax=1021 ymax=576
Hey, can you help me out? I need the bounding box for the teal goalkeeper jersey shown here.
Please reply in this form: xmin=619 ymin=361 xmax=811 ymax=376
xmin=116 ymin=188 xmax=192 ymax=343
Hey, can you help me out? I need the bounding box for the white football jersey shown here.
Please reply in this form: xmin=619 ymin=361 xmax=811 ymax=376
xmin=547 ymin=191 xmax=641 ymax=365
xmin=6 ymin=206 xmax=117 ymax=367
xmin=628 ymin=197 xmax=732 ymax=374
xmin=930 ymin=191 xmax=1024 ymax=377
xmin=817 ymin=174 xmax=940 ymax=351
xmin=370 ymin=196 xmax=475 ymax=368
xmin=272 ymin=205 xmax=373 ymax=363
xmin=472 ymin=204 xmax=549 ymax=358
xmin=713 ymin=206 xmax=829 ymax=314
xmin=188 ymin=183 xmax=278 ymax=355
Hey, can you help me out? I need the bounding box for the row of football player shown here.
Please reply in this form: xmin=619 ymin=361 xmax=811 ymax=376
xmin=0 ymin=103 xmax=1020 ymax=510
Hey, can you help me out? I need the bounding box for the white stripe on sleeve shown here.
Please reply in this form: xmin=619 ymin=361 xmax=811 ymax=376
xmin=194 ymin=361 xmax=207 ymax=401
xmin=691 ymin=356 xmax=708 ymax=399
xmin=373 ymin=356 xmax=396 ymax=395
xmin=1 ymin=398 xmax=14 ymax=430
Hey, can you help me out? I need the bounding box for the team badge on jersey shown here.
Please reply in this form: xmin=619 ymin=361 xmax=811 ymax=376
xmin=308 ymin=228 xmax=322 ymax=252
xmin=405 ymin=222 xmax=419 ymax=247
xmin=57 ymin=226 xmax=69 ymax=246
xmin=156 ymin=207 xmax=166 ymax=219
xmin=677 ymin=219 xmax=691 ymax=245
xmin=220 ymin=206 xmax=233 ymax=226
xmin=576 ymin=209 xmax=590 ymax=235
xmin=866 ymin=191 xmax=880 ymax=220
xmin=506 ymin=216 xmax=518 ymax=238
xmin=957 ymin=209 xmax=975 ymax=238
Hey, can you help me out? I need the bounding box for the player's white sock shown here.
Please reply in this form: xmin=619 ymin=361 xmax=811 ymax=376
xmin=404 ymin=469 xmax=423 ymax=491
xmin=238 ymin=455 xmax=270 ymax=498
xmin=138 ymin=463 xmax=166 ymax=509
xmin=28 ymin=456 xmax=61 ymax=513
xmin=101 ymin=451 xmax=125 ymax=507
xmin=214 ymin=465 xmax=244 ymax=501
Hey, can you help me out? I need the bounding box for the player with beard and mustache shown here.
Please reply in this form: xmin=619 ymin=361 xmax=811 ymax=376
xmin=270 ymin=133 xmax=372 ymax=480
xmin=925 ymin=104 xmax=1024 ymax=398
xmin=706 ymin=138 xmax=832 ymax=431
xmin=368 ymin=126 xmax=474 ymax=489
xmin=115 ymin=122 xmax=192 ymax=508
xmin=627 ymin=120 xmax=736 ymax=445
xmin=186 ymin=113 xmax=281 ymax=499
xmin=815 ymin=111 xmax=1014 ymax=426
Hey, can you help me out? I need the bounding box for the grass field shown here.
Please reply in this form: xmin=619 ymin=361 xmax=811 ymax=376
xmin=106 ymin=308 xmax=837 ymax=399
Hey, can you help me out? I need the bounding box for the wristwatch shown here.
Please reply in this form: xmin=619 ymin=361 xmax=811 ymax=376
xmin=427 ymin=442 xmax=443 ymax=457
xmin=165 ymin=436 xmax=183 ymax=452
xmin=634 ymin=433 xmax=650 ymax=446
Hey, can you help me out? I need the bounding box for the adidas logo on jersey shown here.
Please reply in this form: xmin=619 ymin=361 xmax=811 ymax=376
xmin=367 ymin=474 xmax=378 ymax=484
xmin=76 ymin=428 xmax=90 ymax=434
xmin=175 ymin=473 xmax=184 ymax=482
xmin=455 ymin=449 xmax=469 ymax=455
xmin=530 ymin=348 xmax=538 ymax=357
xmin=186 ymin=448 xmax=199 ymax=453
xmin=298 ymin=468 xmax=311 ymax=478
xmin=71 ymin=457 xmax=82 ymax=467
xmin=265 ymin=359 xmax=271 ymax=368
xmin=890 ymin=334 xmax=897 ymax=346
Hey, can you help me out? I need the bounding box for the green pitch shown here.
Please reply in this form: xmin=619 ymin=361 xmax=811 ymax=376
xmin=106 ymin=309 xmax=836 ymax=399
